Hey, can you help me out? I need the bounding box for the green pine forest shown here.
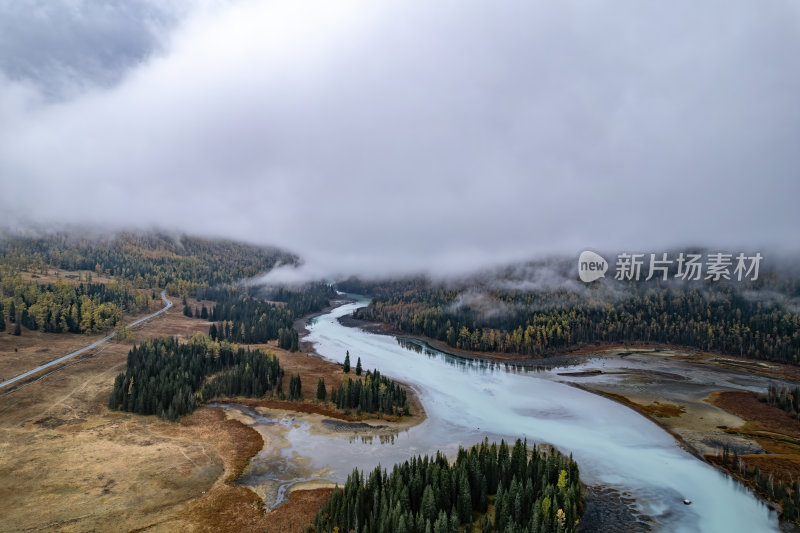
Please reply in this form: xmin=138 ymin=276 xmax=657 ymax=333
xmin=0 ymin=232 xmax=291 ymax=335
xmin=332 ymin=369 xmax=411 ymax=417
xmin=108 ymin=334 xmax=287 ymax=420
xmin=343 ymin=277 xmax=800 ymax=365
xmin=206 ymin=283 xmax=336 ymax=350
xmin=315 ymin=438 xmax=582 ymax=533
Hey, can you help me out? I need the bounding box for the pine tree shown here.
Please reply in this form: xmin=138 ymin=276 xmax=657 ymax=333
xmin=344 ymin=351 xmax=351 ymax=373
xmin=433 ymin=510 xmax=449 ymax=533
xmin=209 ymin=323 xmax=218 ymax=340
xmin=317 ymin=378 xmax=327 ymax=402
xmin=13 ymin=321 xmax=21 ymax=336
xmin=457 ymin=472 xmax=472 ymax=523
xmin=288 ymin=374 xmax=302 ymax=401
xmin=356 ymin=357 xmax=362 ymax=376
xmin=0 ymin=302 xmax=5 ymax=332
xmin=314 ymin=438 xmax=582 ymax=533
xmin=422 ymin=485 xmax=437 ymax=523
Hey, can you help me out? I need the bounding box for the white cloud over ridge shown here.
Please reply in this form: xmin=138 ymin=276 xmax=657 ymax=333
xmin=1 ymin=0 xmax=799 ymax=278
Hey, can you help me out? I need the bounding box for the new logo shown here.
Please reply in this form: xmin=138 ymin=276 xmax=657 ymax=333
xmin=578 ymin=251 xmax=608 ymax=282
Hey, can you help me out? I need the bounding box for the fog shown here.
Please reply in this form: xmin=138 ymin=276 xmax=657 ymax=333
xmin=1 ymin=0 xmax=799 ymax=278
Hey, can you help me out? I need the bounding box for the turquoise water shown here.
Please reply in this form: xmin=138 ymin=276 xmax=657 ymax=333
xmin=242 ymin=296 xmax=779 ymax=532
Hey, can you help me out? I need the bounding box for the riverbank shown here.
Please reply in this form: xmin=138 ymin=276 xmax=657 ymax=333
xmin=337 ymin=312 xmax=800 ymax=381
xmin=550 ymin=350 xmax=800 ymax=530
xmin=707 ymin=391 xmax=800 ymax=532
xmin=338 ymin=310 xmax=793 ymax=461
xmin=578 ymin=485 xmax=654 ymax=533
xmin=295 ymin=294 xmax=358 ymax=343
xmin=230 ymin=334 xmax=428 ymax=426
xmin=333 ymin=305 xmax=793 ymax=530
xmin=338 ymin=314 xmax=649 ymax=368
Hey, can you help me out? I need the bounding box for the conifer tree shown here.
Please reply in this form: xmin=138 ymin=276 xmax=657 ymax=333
xmin=314 ymin=438 xmax=582 ymax=533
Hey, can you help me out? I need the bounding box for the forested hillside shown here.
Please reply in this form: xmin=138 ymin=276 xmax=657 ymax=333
xmin=314 ymin=438 xmax=582 ymax=533
xmin=0 ymin=271 xmax=150 ymax=334
xmin=343 ymin=273 xmax=800 ymax=365
xmin=206 ymin=283 xmax=336 ymax=350
xmin=0 ymin=232 xmax=291 ymax=294
xmin=0 ymin=231 xmax=294 ymax=335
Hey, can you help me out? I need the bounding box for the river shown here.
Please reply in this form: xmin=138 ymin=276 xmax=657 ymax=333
xmin=235 ymin=296 xmax=779 ymax=532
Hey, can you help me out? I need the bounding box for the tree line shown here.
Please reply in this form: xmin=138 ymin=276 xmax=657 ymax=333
xmin=331 ymin=368 xmax=411 ymax=417
xmin=765 ymin=383 xmax=800 ymax=419
xmin=716 ymin=443 xmax=800 ymax=522
xmin=206 ymin=284 xmax=335 ymax=351
xmin=0 ymin=232 xmax=291 ymax=295
xmin=314 ymin=438 xmax=582 ymax=533
xmin=109 ymin=334 xmax=286 ymax=421
xmin=109 ymin=333 xmax=413 ymax=423
xmin=348 ymin=280 xmax=800 ymax=365
xmin=0 ymin=273 xmax=151 ymax=334
xmin=200 ymin=350 xmax=286 ymax=402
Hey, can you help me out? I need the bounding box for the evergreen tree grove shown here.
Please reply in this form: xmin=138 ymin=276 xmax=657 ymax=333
xmin=109 ymin=334 xmax=285 ymax=421
xmin=346 ymin=278 xmax=800 ymax=365
xmin=314 ymin=438 xmax=582 ymax=533
xmin=204 ymin=284 xmax=333 ymax=351
xmin=331 ymin=369 xmax=410 ymax=416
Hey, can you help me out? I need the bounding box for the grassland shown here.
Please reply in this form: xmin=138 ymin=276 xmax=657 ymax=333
xmin=0 ymin=286 xmax=421 ymax=532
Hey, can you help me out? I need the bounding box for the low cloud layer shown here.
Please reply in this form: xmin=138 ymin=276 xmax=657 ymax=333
xmin=1 ymin=0 xmax=799 ymax=278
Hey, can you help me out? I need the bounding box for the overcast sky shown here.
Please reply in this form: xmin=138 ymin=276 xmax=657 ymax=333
xmin=1 ymin=0 xmax=798 ymax=278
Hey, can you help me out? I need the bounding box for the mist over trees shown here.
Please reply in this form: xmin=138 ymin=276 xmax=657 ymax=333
xmin=205 ymin=283 xmax=335 ymax=350
xmin=345 ymin=276 xmax=800 ymax=365
xmin=0 ymin=232 xmax=296 ymax=335
xmin=0 ymin=232 xmax=291 ymax=294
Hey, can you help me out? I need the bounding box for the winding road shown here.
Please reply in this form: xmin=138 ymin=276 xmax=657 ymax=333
xmin=0 ymin=289 xmax=173 ymax=390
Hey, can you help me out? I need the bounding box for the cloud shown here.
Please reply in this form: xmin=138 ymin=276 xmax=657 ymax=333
xmin=0 ymin=0 xmax=185 ymax=99
xmin=447 ymin=290 xmax=512 ymax=319
xmin=1 ymin=0 xmax=799 ymax=279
